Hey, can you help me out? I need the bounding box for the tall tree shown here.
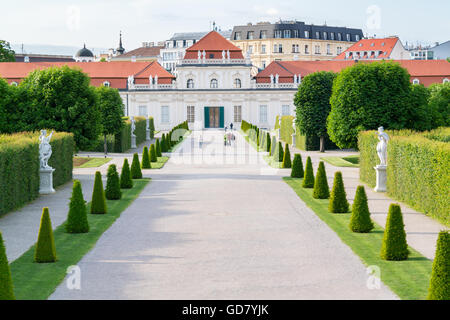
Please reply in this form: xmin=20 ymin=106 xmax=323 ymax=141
xmin=0 ymin=40 xmax=15 ymax=62
xmin=96 ymin=85 xmax=124 ymax=154
xmin=294 ymin=71 xmax=336 ymax=152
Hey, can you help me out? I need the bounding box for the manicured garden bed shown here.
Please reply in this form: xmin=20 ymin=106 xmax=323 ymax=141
xmin=148 ymin=156 xmax=169 ymax=169
xmin=321 ymin=155 xmax=359 ymax=168
xmin=73 ymin=157 xmax=112 ymax=168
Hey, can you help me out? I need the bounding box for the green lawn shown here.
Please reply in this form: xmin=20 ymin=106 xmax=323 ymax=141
xmin=321 ymin=155 xmax=359 ymax=168
xmin=146 ymin=156 xmax=169 ymax=169
xmin=10 ymin=179 xmax=150 ymax=300
xmin=263 ymin=155 xmax=285 ymax=169
xmin=74 ymin=157 xmax=112 ymax=168
xmin=284 ymin=177 xmax=433 ymax=300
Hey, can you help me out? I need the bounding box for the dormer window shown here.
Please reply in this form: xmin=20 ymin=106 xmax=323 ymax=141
xmin=103 ymin=81 xmax=110 ymax=87
xmin=412 ymin=79 xmax=420 ymax=85
xmin=247 ymin=31 xmax=254 ymax=40
xmin=10 ymin=81 xmax=18 ymax=86
xmin=210 ymin=79 xmax=218 ymax=89
xmin=355 ymin=35 xmax=360 ymax=41
xmin=234 ymin=32 xmax=242 ymax=40
xmin=346 ymin=34 xmax=351 ymax=41
xmin=443 ymin=78 xmax=449 ymax=83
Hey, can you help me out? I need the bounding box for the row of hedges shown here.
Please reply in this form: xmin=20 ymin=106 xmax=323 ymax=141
xmin=277 ymin=115 xmax=337 ymax=151
xmin=0 ymin=131 xmax=74 ymax=216
xmin=359 ymin=128 xmax=450 ymax=226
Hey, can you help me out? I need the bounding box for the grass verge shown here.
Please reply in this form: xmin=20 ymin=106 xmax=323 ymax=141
xmin=168 ymin=131 xmax=191 ymax=153
xmin=283 ymin=177 xmax=432 ymax=300
xmin=147 ymin=156 xmax=169 ymax=169
xmin=263 ymin=155 xmax=284 ymax=169
xmin=10 ymin=179 xmax=150 ymax=300
xmin=321 ymin=155 xmax=359 ymax=168
xmin=74 ymin=157 xmax=112 ymax=168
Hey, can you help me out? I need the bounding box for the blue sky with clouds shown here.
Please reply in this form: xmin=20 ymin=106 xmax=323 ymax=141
xmin=2 ymin=0 xmax=449 ymax=52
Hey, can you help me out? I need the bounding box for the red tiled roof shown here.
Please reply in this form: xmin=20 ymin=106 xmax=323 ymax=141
xmin=0 ymin=61 xmax=174 ymax=88
xmin=118 ymin=46 xmax=163 ymax=58
xmin=335 ymin=37 xmax=399 ymax=60
xmin=184 ymin=31 xmax=244 ymax=59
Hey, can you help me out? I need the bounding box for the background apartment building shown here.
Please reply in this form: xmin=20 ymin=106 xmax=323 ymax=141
xmin=231 ymin=20 xmax=363 ymax=70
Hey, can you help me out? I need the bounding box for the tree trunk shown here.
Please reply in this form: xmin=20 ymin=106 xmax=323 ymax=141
xmin=319 ymin=136 xmax=325 ymax=153
xmin=103 ymin=134 xmax=107 ymax=157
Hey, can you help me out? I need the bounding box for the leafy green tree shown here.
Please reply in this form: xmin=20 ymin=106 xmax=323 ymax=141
xmin=329 ymin=171 xmax=349 ymax=213
xmin=313 ymin=161 xmax=330 ymax=199
xmin=294 ymin=71 xmax=336 ymax=152
xmin=428 ymin=82 xmax=450 ymax=127
xmin=96 ymin=86 xmax=124 ymax=154
xmin=91 ymin=171 xmax=107 ymax=214
xmin=380 ymin=204 xmax=409 ymax=261
xmin=0 ymin=231 xmax=15 ymax=299
xmin=349 ymin=186 xmax=373 ymax=232
xmin=302 ymin=156 xmax=315 ymax=188
xmin=328 ymin=61 xmax=413 ymax=149
xmin=291 ymin=154 xmax=304 ymax=178
xmin=105 ymin=164 xmax=121 ymax=200
xmin=141 ymin=146 xmax=151 ymax=169
xmin=120 ymin=158 xmax=133 ymax=189
xmin=66 ymin=180 xmax=89 ymax=233
xmin=427 ymin=231 xmax=449 ymax=300
xmin=35 ymin=207 xmax=57 ymax=263
xmin=130 ymin=153 xmax=142 ymax=179
xmin=282 ymin=143 xmax=291 ymax=168
xmin=150 ymin=144 xmax=157 ymax=162
xmin=18 ymin=66 xmax=101 ymax=150
xmin=0 ymin=40 xmax=15 ymax=62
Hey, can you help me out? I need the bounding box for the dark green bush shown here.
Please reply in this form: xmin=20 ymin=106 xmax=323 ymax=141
xmin=266 ymin=132 xmax=271 ymax=152
xmin=141 ymin=146 xmax=151 ymax=169
xmin=0 ymin=231 xmax=15 ymax=299
xmin=302 ymin=156 xmax=315 ymax=188
xmin=274 ymin=141 xmax=284 ymax=163
xmin=161 ymin=134 xmax=167 ymax=152
xmin=291 ymin=154 xmax=304 ymax=178
xmin=150 ymin=144 xmax=157 ymax=162
xmin=105 ymin=164 xmax=121 ymax=200
xmin=156 ymin=138 xmax=162 ymax=157
xmin=34 ymin=207 xmax=57 ymax=263
xmin=427 ymin=230 xmax=450 ymax=300
xmin=120 ymin=158 xmax=133 ymax=189
xmin=282 ymin=143 xmax=291 ymax=168
xmin=113 ymin=117 xmax=147 ymax=153
xmin=91 ymin=171 xmax=107 ymax=214
xmin=359 ymin=128 xmax=450 ymax=226
xmin=130 ymin=153 xmax=142 ymax=179
xmin=349 ymin=186 xmax=373 ymax=232
xmin=65 ymin=180 xmax=89 ymax=233
xmin=329 ymin=171 xmax=349 ymax=213
xmin=149 ymin=117 xmax=155 ymax=139
xmin=380 ymin=204 xmax=409 ymax=261
xmin=313 ymin=161 xmax=329 ymax=199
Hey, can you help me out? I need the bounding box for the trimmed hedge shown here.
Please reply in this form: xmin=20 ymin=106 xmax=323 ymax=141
xmin=291 ymin=154 xmax=304 ymax=178
xmin=113 ymin=116 xmax=147 ymax=153
xmin=282 ymin=143 xmax=291 ymax=168
xmin=0 ymin=131 xmax=74 ymax=217
xmin=359 ymin=128 xmax=450 ymax=226
xmin=65 ymin=180 xmax=89 ymax=233
xmin=91 ymin=171 xmax=107 ymax=214
xmin=120 ymin=158 xmax=133 ymax=189
xmin=349 ymin=185 xmax=373 ymax=232
xmin=329 ymin=171 xmax=349 ymax=214
xmin=34 ymin=207 xmax=57 ymax=263
xmin=131 ymin=153 xmax=142 ymax=179
xmin=427 ymin=230 xmax=450 ymax=300
xmin=302 ymin=156 xmax=315 ymax=188
xmin=313 ymin=161 xmax=330 ymax=199
xmin=380 ymin=203 xmax=409 ymax=261
xmin=105 ymin=164 xmax=121 ymax=200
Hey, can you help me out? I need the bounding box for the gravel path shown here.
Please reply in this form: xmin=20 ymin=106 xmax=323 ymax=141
xmin=50 ymin=130 xmax=397 ymax=300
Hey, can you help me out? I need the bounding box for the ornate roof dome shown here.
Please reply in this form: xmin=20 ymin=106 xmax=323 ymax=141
xmin=75 ymin=44 xmax=94 ymax=57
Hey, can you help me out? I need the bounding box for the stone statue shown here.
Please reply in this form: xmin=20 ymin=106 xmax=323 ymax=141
xmin=128 ymin=75 xmax=134 ymax=88
xmin=227 ymin=50 xmax=230 ymax=60
xmin=292 ymin=116 xmax=296 ymax=134
xmin=202 ymin=50 xmax=206 ymax=60
xmin=149 ymin=75 xmax=153 ymax=85
xmin=222 ymin=50 xmax=226 ymax=60
xmin=376 ymin=126 xmax=389 ymax=166
xmin=275 ymin=74 xmax=279 ymax=84
xmin=270 ymin=74 xmax=274 ymax=84
xmin=198 ymin=50 xmax=201 ymax=60
xmin=154 ymin=75 xmax=158 ymax=85
xmin=39 ymin=129 xmax=54 ymax=169
xmin=131 ymin=116 xmax=136 ymax=137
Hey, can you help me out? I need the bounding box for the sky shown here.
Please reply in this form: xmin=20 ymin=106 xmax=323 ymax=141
xmin=2 ymin=0 xmax=449 ymax=54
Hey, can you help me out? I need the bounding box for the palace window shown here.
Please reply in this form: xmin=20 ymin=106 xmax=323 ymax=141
xmin=274 ymin=30 xmax=282 ymax=38
xmin=261 ymin=44 xmax=266 ymax=54
xmin=234 ymin=106 xmax=242 ymax=122
xmin=327 ymin=44 xmax=332 ymax=55
xmin=292 ymin=44 xmax=299 ymax=53
xmin=261 ymin=60 xmax=266 ymax=69
xmin=284 ymin=30 xmax=291 ymax=38
xmin=259 ymin=105 xmax=268 ymax=123
xmin=138 ymin=105 xmax=147 ymax=116
xmin=323 ymin=32 xmax=328 ymax=40
xmin=293 ymin=30 xmax=299 ymax=38
xmin=315 ymin=45 xmax=321 ymax=54
xmin=234 ymin=78 xmax=242 ymax=88
xmin=273 ymin=44 xmax=283 ymax=53
xmin=161 ymin=106 xmax=170 ymax=123
xmin=346 ymin=34 xmax=351 ymax=41
xmin=103 ymin=81 xmax=110 ymax=87
xmin=330 ymin=32 xmax=335 ymax=40
xmin=282 ymin=105 xmax=291 ymax=116
xmin=187 ymin=106 xmax=195 ymax=123
xmin=316 ymin=31 xmax=320 ymax=39
xmin=187 ymin=79 xmax=194 ymax=89
xmin=412 ymin=79 xmax=420 ymax=85
xmin=337 ymin=46 xmax=343 ymax=55
xmin=248 ymin=45 xmax=253 ymax=54
xmin=304 ymin=30 xmax=310 ymax=38
xmin=305 ymin=45 xmax=309 ymax=54
xmin=260 ymin=30 xmax=267 ymax=39
xmin=247 ymin=31 xmax=254 ymax=40
xmin=210 ymin=79 xmax=218 ymax=89
xmin=234 ymin=32 xmax=242 ymax=40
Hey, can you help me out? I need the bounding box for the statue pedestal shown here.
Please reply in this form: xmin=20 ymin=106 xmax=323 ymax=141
xmin=374 ymin=165 xmax=387 ymax=192
xmin=146 ymin=129 xmax=150 ymax=141
xmin=291 ymin=133 xmax=296 ymax=147
xmin=131 ymin=135 xmax=137 ymax=149
xmin=39 ymin=168 xmax=55 ymax=194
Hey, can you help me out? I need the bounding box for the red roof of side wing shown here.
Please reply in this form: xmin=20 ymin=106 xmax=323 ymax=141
xmin=334 ymin=37 xmax=399 ymax=60
xmin=184 ymin=31 xmax=244 ymax=59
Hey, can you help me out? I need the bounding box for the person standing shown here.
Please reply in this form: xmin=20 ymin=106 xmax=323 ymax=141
xmin=230 ymin=123 xmax=234 ymax=131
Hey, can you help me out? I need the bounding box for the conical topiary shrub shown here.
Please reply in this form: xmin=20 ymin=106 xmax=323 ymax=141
xmin=141 ymin=146 xmax=151 ymax=169
xmin=380 ymin=204 xmax=409 ymax=261
xmin=427 ymin=230 xmax=449 ymax=300
xmin=266 ymin=132 xmax=271 ymax=152
xmin=313 ymin=161 xmax=330 ymax=199
xmin=283 ymin=143 xmax=291 ymax=168
xmin=273 ymin=141 xmax=284 ymax=163
xmin=34 ymin=207 xmax=57 ymax=263
xmin=130 ymin=153 xmax=142 ymax=179
xmin=270 ymin=136 xmax=276 ymax=156
xmin=150 ymin=144 xmax=157 ymax=162
xmin=291 ymin=154 xmax=304 ymax=178
xmin=302 ymin=156 xmax=315 ymax=188
xmin=91 ymin=171 xmax=107 ymax=214
xmin=105 ymin=164 xmax=121 ymax=200
xmin=0 ymin=232 xmax=15 ymax=300
xmin=120 ymin=158 xmax=133 ymax=189
xmin=161 ymin=134 xmax=167 ymax=152
xmin=349 ymin=186 xmax=373 ymax=232
xmin=66 ymin=180 xmax=89 ymax=233
xmin=329 ymin=171 xmax=349 ymax=213
xmin=156 ymin=138 xmax=162 ymax=157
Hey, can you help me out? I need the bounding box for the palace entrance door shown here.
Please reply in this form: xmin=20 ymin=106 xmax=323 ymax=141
xmin=204 ymin=107 xmax=224 ymax=128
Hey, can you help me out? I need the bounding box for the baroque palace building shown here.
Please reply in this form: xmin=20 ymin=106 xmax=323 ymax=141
xmin=230 ymin=20 xmax=364 ymax=71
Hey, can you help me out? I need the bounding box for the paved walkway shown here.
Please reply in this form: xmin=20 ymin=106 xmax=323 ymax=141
xmin=285 ymin=144 xmax=446 ymax=260
xmin=50 ymin=130 xmax=396 ymax=299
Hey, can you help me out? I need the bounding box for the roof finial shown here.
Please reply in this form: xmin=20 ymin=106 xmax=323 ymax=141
xmin=117 ymin=31 xmax=125 ymax=55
